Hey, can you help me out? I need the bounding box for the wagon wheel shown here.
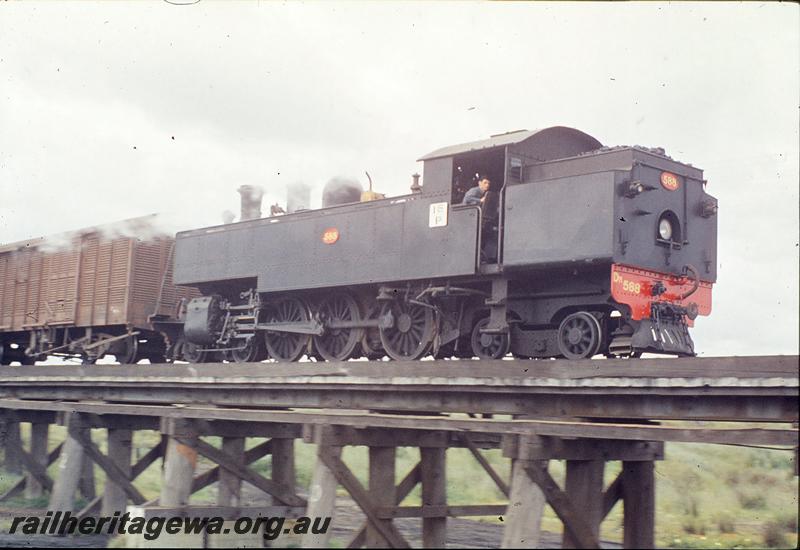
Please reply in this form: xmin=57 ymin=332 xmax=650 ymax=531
xmin=80 ymin=332 xmax=115 ymax=365
xmin=113 ymin=335 xmax=140 ymax=365
xmin=557 ymin=311 xmax=603 ymax=360
xmin=379 ymin=299 xmax=434 ymax=361
xmin=313 ymin=293 xmax=363 ymax=362
xmin=263 ymin=298 xmax=310 ymax=362
xmin=471 ymin=317 xmax=510 ymax=360
xmin=230 ymin=336 xmax=267 ymax=363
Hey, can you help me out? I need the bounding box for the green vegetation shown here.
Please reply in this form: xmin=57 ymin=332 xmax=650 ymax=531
xmin=1 ymin=425 xmax=796 ymax=548
xmin=654 ymin=439 xmax=798 ymax=548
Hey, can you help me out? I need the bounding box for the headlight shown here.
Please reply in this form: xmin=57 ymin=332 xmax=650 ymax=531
xmin=656 ymin=210 xmax=681 ymax=244
xmin=658 ymin=218 xmax=673 ymax=240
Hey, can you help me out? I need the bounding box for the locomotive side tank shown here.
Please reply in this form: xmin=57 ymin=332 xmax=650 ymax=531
xmin=172 ymin=126 xmax=717 ymax=362
xmin=174 ymin=192 xmax=480 ymax=293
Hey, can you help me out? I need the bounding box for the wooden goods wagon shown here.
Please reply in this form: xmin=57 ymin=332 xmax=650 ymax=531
xmin=0 ymin=218 xmax=194 ymax=364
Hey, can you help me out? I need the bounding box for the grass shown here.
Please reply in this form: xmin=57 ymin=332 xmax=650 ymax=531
xmin=1 ymin=424 xmax=797 ymax=548
xmin=654 ymin=432 xmax=798 ymax=548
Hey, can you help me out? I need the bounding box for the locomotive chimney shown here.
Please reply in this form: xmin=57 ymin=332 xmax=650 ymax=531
xmin=237 ymin=185 xmax=264 ymax=221
xmin=410 ymin=173 xmax=422 ymax=193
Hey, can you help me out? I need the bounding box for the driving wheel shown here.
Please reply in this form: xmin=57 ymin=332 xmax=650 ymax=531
xmin=379 ymin=299 xmax=434 ymax=361
xmin=313 ymin=293 xmax=363 ymax=361
xmin=263 ymin=298 xmax=310 ymax=362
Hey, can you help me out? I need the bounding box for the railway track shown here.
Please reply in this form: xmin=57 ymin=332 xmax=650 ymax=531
xmin=0 ymin=355 xmax=797 ymax=422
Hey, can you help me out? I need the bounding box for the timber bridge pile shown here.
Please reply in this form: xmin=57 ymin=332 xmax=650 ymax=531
xmin=0 ymin=355 xmax=798 ymax=548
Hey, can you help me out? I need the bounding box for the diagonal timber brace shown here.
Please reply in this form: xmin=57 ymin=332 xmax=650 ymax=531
xmin=77 ymin=437 xmax=164 ymax=519
xmin=0 ymin=442 xmax=62 ymax=501
xmin=67 ymin=421 xmax=146 ymax=505
xmin=15 ymin=446 xmax=54 ymax=493
xmin=461 ymin=433 xmax=510 ymax=497
xmin=191 ymin=438 xmax=274 ymax=494
xmin=175 ymin=436 xmax=305 ymax=508
xmin=347 ymin=462 xmax=422 ymax=548
xmin=523 ymin=462 xmax=601 ymax=549
xmin=317 ymin=445 xmax=411 ymax=549
xmin=601 ymin=471 xmax=623 ymax=520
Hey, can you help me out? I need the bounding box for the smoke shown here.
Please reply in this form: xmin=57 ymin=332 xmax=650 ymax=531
xmin=221 ymin=210 xmax=236 ymax=224
xmin=237 ymin=184 xmax=264 ymax=203
xmin=3 ymin=214 xmax=181 ymax=254
xmin=34 ymin=235 xmax=73 ymax=254
xmin=95 ymin=214 xmax=176 ymax=241
xmin=321 ymin=177 xmax=363 ymax=208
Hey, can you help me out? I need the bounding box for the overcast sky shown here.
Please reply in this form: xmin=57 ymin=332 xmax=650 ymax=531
xmin=1 ymin=2 xmax=798 ymax=357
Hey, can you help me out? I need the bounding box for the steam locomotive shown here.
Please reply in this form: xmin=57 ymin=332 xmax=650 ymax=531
xmin=167 ymin=126 xmax=717 ymax=363
xmin=0 ymin=126 xmax=718 ymax=364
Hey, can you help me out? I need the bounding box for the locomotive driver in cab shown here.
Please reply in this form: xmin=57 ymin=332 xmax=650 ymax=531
xmin=462 ymin=177 xmax=491 ymax=205
xmin=463 ymin=176 xmax=499 ymax=262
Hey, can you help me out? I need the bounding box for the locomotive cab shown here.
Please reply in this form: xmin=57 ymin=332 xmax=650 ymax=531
xmin=418 ymin=127 xmax=717 ymax=359
xmin=418 ymin=127 xmax=602 ymax=264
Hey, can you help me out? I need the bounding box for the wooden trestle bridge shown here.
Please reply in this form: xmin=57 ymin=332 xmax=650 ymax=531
xmin=0 ymin=355 xmax=797 ymax=548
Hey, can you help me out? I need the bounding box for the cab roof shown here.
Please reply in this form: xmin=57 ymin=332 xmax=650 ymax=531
xmin=418 ymin=126 xmax=602 ymax=161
